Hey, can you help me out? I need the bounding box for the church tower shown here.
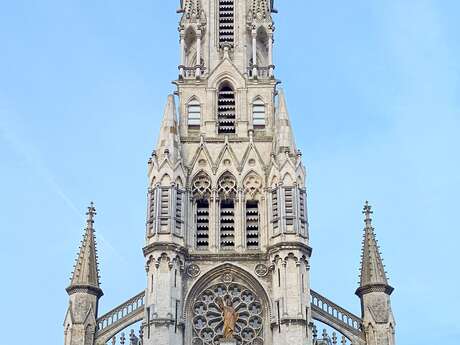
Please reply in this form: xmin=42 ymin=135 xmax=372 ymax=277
xmin=143 ymin=1 xmax=311 ymax=344
xmin=64 ymin=2 xmax=397 ymax=345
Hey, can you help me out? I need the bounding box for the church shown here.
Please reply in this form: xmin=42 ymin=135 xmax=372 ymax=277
xmin=63 ymin=1 xmax=396 ymax=345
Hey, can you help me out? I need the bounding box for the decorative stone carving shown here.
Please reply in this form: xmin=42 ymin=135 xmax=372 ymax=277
xmin=187 ymin=264 xmax=201 ymax=278
xmin=243 ymin=174 xmax=262 ymax=199
xmin=193 ymin=173 xmax=212 ymax=199
xmin=192 ymin=282 xmax=263 ymax=345
xmin=222 ymin=272 xmax=234 ymax=283
xmin=254 ymin=264 xmax=268 ymax=277
xmin=218 ymin=173 xmax=237 ymax=199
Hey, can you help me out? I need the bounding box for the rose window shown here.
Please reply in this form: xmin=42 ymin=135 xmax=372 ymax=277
xmin=192 ymin=282 xmax=263 ymax=345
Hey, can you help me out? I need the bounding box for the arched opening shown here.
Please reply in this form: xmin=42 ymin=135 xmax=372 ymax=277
xmin=252 ymin=98 xmax=266 ymax=128
xmin=187 ymin=98 xmax=201 ymax=130
xmin=217 ymin=83 xmax=236 ymax=134
xmin=184 ymin=27 xmax=197 ymax=67
xmin=192 ymin=172 xmax=212 ymax=250
xmin=243 ymin=172 xmax=263 ymax=249
xmin=256 ymin=26 xmax=269 ymax=66
xmin=218 ymin=172 xmax=237 ymax=249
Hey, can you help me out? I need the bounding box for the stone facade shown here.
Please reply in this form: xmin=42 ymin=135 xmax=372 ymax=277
xmin=64 ymin=2 xmax=395 ymax=345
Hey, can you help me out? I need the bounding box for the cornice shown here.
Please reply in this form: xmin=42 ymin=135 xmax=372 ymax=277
xmin=355 ymin=283 xmax=394 ymax=297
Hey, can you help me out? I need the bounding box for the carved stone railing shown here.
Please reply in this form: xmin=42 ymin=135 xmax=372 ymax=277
xmin=95 ymin=291 xmax=145 ymax=345
xmin=95 ymin=288 xmax=365 ymax=344
xmin=179 ymin=65 xmax=206 ymax=79
xmin=310 ymin=289 xmax=365 ymax=343
xmin=247 ymin=65 xmax=274 ymax=79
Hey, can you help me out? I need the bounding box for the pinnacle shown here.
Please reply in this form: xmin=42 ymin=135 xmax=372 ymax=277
xmin=356 ymin=201 xmax=393 ymax=296
xmin=67 ymin=202 xmax=103 ymax=297
xmin=275 ymin=89 xmax=297 ymax=154
xmin=155 ymin=95 xmax=181 ymax=163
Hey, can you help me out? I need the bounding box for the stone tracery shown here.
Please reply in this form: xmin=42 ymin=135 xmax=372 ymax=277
xmin=192 ymin=281 xmax=263 ymax=345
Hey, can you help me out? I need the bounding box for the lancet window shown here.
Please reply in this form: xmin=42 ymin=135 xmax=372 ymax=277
xmin=187 ymin=98 xmax=201 ymax=128
xmin=217 ymin=83 xmax=236 ymax=134
xmin=252 ymin=98 xmax=266 ymax=128
xmin=218 ymin=0 xmax=234 ymax=47
xmin=243 ymin=173 xmax=262 ymax=249
xmin=218 ymin=173 xmax=237 ymax=249
xmin=192 ymin=172 xmax=212 ymax=250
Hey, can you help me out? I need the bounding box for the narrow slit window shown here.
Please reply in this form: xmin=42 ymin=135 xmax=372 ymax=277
xmin=246 ymin=200 xmax=260 ymax=249
xmin=219 ymin=0 xmax=234 ymax=47
xmin=299 ymin=190 xmax=307 ymax=234
xmin=271 ymin=189 xmax=279 ymax=231
xmin=284 ymin=187 xmax=294 ymax=226
xmin=175 ymin=189 xmax=183 ymax=233
xmin=196 ymin=199 xmax=210 ymax=250
xmin=220 ymin=199 xmax=235 ymax=249
xmin=252 ymin=99 xmax=266 ymax=128
xmin=218 ymin=85 xmax=236 ymax=134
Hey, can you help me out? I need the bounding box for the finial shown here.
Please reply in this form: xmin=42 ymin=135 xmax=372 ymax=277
xmin=362 ymin=200 xmax=373 ymax=228
xmin=86 ymin=202 xmax=96 ymax=227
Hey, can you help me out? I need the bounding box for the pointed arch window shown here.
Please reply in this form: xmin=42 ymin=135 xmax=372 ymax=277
xmin=218 ymin=172 xmax=237 ymax=250
xmin=219 ymin=0 xmax=234 ymax=47
xmin=188 ymin=99 xmax=201 ymax=128
xmin=192 ymin=173 xmax=212 ymax=250
xmin=218 ymin=84 xmax=236 ymax=134
xmin=252 ymin=98 xmax=266 ymax=128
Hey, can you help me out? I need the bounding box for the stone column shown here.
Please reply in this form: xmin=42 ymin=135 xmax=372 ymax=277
xmin=269 ymin=31 xmax=274 ymax=77
xmin=179 ymin=30 xmax=185 ymax=78
xmin=252 ymin=29 xmax=258 ymax=78
xmin=196 ymin=28 xmax=202 ymax=78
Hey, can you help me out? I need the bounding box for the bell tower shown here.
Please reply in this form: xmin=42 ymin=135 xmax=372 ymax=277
xmin=143 ymin=1 xmax=312 ymax=345
xmin=63 ymin=2 xmax=398 ymax=345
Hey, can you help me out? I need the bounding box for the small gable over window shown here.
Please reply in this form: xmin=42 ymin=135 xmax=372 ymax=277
xmin=252 ymin=98 xmax=266 ymax=127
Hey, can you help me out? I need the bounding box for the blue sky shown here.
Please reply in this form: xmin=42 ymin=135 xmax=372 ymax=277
xmin=0 ymin=1 xmax=459 ymax=344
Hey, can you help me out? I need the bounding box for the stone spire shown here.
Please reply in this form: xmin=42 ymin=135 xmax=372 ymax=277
xmin=156 ymin=95 xmax=181 ymax=163
xmin=67 ymin=202 xmax=103 ymax=297
xmin=356 ymin=201 xmax=393 ymax=297
xmin=275 ymin=89 xmax=296 ymax=154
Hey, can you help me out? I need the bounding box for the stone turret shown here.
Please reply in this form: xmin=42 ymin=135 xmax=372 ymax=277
xmin=143 ymin=94 xmax=186 ymax=345
xmin=356 ymin=202 xmax=395 ymax=345
xmin=64 ymin=203 xmax=103 ymax=345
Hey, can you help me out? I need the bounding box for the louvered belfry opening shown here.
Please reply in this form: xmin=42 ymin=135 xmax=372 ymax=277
xmin=284 ymin=187 xmax=294 ymax=226
xmin=175 ymin=189 xmax=183 ymax=233
xmin=160 ymin=187 xmax=170 ymax=232
xmin=220 ymin=199 xmax=235 ymax=249
xmin=246 ymin=200 xmax=260 ymax=249
xmin=192 ymin=172 xmax=212 ymax=250
xmin=218 ymin=172 xmax=237 ymax=250
xmin=219 ymin=0 xmax=234 ymax=47
xmin=196 ymin=199 xmax=209 ymax=249
xmin=271 ymin=189 xmax=279 ymax=232
xmin=218 ymin=84 xmax=236 ymax=134
xmin=299 ymin=190 xmax=307 ymax=234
